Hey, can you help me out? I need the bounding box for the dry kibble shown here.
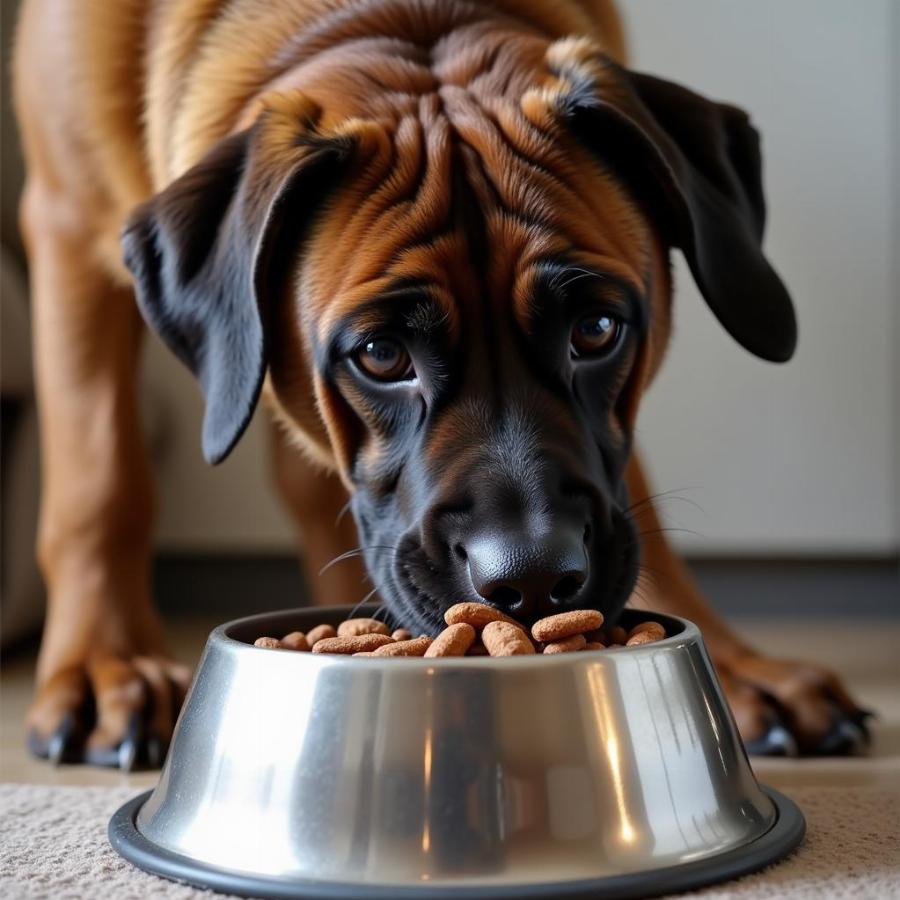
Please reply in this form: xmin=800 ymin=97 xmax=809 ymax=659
xmin=444 ymin=602 xmax=523 ymax=631
xmin=256 ymin=612 xmax=666 ymax=659
xmin=531 ymin=609 xmax=603 ymax=643
xmin=482 ymin=621 xmax=536 ymax=656
xmin=608 ymin=625 xmax=629 ymax=646
xmin=254 ymin=636 xmax=282 ymax=649
xmin=628 ymin=621 xmax=666 ymax=642
xmin=337 ymin=617 xmax=391 ymax=638
xmin=373 ymin=636 xmax=432 ymax=657
xmin=281 ymin=631 xmax=310 ymax=652
xmin=312 ymin=633 xmax=394 ymax=654
xmin=306 ymin=624 xmax=337 ymax=645
xmin=425 ymin=623 xmax=477 ymax=658
xmin=626 ymin=630 xmax=661 ymax=647
xmin=543 ymin=633 xmax=587 ymax=654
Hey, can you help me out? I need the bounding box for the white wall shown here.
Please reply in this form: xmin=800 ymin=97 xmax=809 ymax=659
xmin=146 ymin=0 xmax=899 ymax=556
xmin=625 ymin=0 xmax=897 ymax=555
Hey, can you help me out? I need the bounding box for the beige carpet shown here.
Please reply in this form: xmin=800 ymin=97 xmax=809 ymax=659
xmin=1 ymin=783 xmax=897 ymax=899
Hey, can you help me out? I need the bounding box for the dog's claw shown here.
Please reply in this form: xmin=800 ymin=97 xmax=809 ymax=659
xmin=146 ymin=735 xmax=166 ymax=770
xmin=29 ymin=712 xmax=82 ymax=765
xmin=83 ymin=712 xmax=147 ymax=770
xmin=118 ymin=738 xmax=138 ymax=772
xmin=813 ymin=711 xmax=869 ymax=757
xmin=48 ymin=713 xmax=78 ymax=765
xmin=118 ymin=712 xmax=144 ymax=771
xmin=744 ymin=718 xmax=799 ymax=758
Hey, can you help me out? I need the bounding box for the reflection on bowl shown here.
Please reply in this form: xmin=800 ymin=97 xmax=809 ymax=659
xmin=110 ymin=605 xmax=804 ymax=899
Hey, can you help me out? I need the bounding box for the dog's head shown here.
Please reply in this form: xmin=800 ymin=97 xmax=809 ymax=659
xmin=124 ymin=37 xmax=795 ymax=632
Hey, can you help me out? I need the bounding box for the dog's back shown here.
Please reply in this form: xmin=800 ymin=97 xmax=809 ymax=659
xmin=14 ymin=0 xmax=625 ymax=280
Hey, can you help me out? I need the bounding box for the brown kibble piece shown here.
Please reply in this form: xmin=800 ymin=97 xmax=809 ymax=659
xmin=312 ymin=633 xmax=394 ymax=654
xmin=281 ymin=631 xmax=310 ymax=652
xmin=306 ymin=624 xmax=337 ymax=645
xmin=424 ymin=623 xmax=476 ymax=658
xmin=254 ymin=636 xmax=282 ymax=649
xmin=625 ymin=631 xmax=659 ymax=647
xmin=338 ymin=617 xmax=391 ymax=638
xmin=373 ymin=636 xmax=432 ymax=657
xmin=482 ymin=621 xmax=536 ymax=656
xmin=543 ymin=633 xmax=587 ymax=654
xmin=444 ymin=602 xmax=523 ymax=631
xmin=531 ymin=609 xmax=603 ymax=643
xmin=257 ymin=613 xmax=665 ymax=656
xmin=608 ymin=625 xmax=629 ymax=645
xmin=628 ymin=621 xmax=666 ymax=642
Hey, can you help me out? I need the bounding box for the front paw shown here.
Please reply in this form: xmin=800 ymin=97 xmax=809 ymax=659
xmin=27 ymin=654 xmax=192 ymax=770
xmin=716 ymin=653 xmax=873 ymax=757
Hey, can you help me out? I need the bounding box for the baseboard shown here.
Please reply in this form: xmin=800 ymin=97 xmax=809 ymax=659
xmin=153 ymin=554 xmax=900 ymax=619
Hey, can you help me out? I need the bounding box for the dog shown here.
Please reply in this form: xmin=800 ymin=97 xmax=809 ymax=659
xmin=14 ymin=0 xmax=869 ymax=768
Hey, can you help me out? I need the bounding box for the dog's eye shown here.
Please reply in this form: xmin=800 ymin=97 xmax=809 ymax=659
xmin=354 ymin=337 xmax=415 ymax=382
xmin=571 ymin=314 xmax=623 ymax=358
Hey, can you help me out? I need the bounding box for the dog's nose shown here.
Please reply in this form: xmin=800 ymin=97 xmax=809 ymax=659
xmin=463 ymin=527 xmax=589 ymax=619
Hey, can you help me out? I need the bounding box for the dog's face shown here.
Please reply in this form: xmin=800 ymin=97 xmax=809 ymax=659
xmin=125 ymin=40 xmax=795 ymax=632
xmin=275 ymin=92 xmax=669 ymax=633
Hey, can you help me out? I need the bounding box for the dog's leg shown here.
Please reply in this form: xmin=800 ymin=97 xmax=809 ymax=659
xmin=20 ymin=181 xmax=190 ymax=769
xmin=270 ymin=424 xmax=370 ymax=608
xmin=625 ymin=452 xmax=870 ymax=756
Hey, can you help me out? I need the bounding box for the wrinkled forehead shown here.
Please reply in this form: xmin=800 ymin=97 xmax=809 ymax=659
xmin=298 ymin=91 xmax=653 ymax=351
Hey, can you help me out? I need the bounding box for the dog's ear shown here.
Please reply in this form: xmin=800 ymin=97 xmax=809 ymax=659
xmin=562 ymin=57 xmax=796 ymax=362
xmin=122 ymin=104 xmax=352 ymax=463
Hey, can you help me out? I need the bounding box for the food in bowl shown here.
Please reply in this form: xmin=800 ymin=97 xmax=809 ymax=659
xmin=252 ymin=603 xmax=667 ymax=657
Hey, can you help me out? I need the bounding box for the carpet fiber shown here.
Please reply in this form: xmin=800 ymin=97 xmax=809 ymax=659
xmin=1 ymin=784 xmax=897 ymax=899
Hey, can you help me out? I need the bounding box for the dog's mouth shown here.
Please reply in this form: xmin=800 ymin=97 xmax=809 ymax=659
xmin=378 ymin=513 xmax=640 ymax=636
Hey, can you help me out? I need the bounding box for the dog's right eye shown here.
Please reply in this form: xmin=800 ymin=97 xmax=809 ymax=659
xmin=353 ymin=337 xmax=416 ymax=382
xmin=570 ymin=313 xmax=624 ymax=359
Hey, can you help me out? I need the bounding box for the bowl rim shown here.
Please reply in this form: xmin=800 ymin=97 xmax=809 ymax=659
xmin=110 ymin=786 xmax=805 ymax=899
xmin=212 ymin=605 xmax=700 ymax=668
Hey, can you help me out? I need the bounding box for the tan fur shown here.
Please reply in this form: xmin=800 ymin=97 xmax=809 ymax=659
xmin=13 ymin=0 xmax=857 ymax=760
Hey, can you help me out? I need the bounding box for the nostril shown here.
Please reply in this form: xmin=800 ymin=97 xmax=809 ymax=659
xmin=453 ymin=544 xmax=467 ymax=562
xmin=488 ymin=585 xmax=523 ymax=610
xmin=583 ymin=523 xmax=592 ymax=544
xmin=551 ymin=574 xmax=584 ymax=603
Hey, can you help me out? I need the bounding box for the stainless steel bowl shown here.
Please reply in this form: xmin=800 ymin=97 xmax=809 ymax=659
xmin=110 ymin=606 xmax=804 ymax=898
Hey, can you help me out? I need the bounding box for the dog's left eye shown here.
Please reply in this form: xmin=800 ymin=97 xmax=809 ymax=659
xmin=353 ymin=337 xmax=415 ymax=382
xmin=570 ymin=314 xmax=623 ymax=358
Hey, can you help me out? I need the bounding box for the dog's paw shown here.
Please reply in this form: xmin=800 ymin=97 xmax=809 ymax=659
xmin=27 ymin=655 xmax=192 ymax=770
xmin=716 ymin=653 xmax=873 ymax=757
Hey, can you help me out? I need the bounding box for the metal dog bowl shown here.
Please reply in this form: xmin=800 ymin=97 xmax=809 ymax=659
xmin=110 ymin=606 xmax=804 ymax=898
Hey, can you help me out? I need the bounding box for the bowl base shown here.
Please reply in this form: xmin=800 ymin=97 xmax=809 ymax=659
xmin=109 ymin=787 xmax=804 ymax=900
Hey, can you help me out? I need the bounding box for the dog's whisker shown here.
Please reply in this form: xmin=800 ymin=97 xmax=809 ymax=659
xmin=318 ymin=544 xmax=396 ymax=576
xmin=624 ymin=488 xmax=705 ymax=518
xmin=550 ymin=266 xmax=605 ymax=293
xmin=638 ymin=526 xmax=706 ymax=541
xmin=347 ymin=586 xmax=381 ymax=620
xmin=334 ymin=497 xmax=354 ymax=527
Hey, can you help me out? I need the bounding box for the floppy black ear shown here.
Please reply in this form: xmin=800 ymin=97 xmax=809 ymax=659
xmin=122 ymin=117 xmax=351 ymax=463
xmin=567 ymin=64 xmax=797 ymax=362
